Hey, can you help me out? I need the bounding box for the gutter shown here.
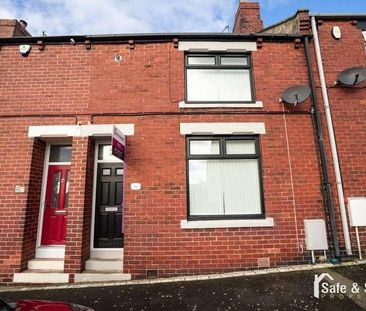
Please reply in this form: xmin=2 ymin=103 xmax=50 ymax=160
xmin=0 ymin=32 xmax=312 ymax=45
xmin=310 ymin=16 xmax=352 ymax=255
xmin=310 ymin=13 xmax=366 ymax=20
xmin=304 ymin=37 xmax=340 ymax=259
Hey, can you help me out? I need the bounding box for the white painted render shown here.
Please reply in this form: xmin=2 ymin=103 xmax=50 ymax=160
xmin=28 ymin=124 xmax=135 ymax=139
xmin=179 ymin=101 xmax=263 ymax=108
xmin=178 ymin=41 xmax=257 ymax=52
xmin=181 ymin=218 xmax=274 ymax=229
xmin=180 ymin=122 xmax=266 ymax=135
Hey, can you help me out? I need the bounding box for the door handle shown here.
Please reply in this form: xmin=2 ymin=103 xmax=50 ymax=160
xmin=54 ymin=210 xmax=67 ymax=215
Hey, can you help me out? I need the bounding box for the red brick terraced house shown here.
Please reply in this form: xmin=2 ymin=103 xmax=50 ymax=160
xmin=0 ymin=1 xmax=365 ymax=284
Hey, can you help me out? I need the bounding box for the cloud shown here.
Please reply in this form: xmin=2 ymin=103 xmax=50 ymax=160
xmin=0 ymin=0 xmax=238 ymax=36
xmin=0 ymin=0 xmax=15 ymax=19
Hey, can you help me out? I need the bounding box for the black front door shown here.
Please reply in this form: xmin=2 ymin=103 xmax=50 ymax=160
xmin=94 ymin=162 xmax=124 ymax=248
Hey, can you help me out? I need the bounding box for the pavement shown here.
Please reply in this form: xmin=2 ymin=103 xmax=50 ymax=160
xmin=1 ymin=263 xmax=366 ymax=310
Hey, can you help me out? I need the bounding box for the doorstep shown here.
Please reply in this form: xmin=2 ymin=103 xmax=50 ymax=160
xmin=90 ymin=249 xmax=123 ymax=260
xmin=74 ymin=271 xmax=131 ymax=283
xmin=35 ymin=246 xmax=65 ymax=259
xmin=75 ymin=252 xmax=130 ymax=282
xmin=85 ymin=258 xmax=123 ymax=271
xmin=27 ymin=258 xmax=64 ymax=271
xmin=13 ymin=257 xmax=66 ymax=284
xmin=13 ymin=271 xmax=69 ymax=284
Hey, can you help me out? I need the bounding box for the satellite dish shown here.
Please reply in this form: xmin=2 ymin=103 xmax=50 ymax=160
xmin=337 ymin=67 xmax=366 ymax=86
xmin=281 ymin=85 xmax=311 ymax=106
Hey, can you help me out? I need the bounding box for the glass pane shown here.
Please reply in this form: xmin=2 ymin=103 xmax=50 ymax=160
xmin=187 ymin=56 xmax=215 ymax=65
xmin=189 ymin=159 xmax=261 ymax=216
xmin=49 ymin=145 xmax=72 ymax=162
xmin=189 ymin=160 xmax=222 ymax=215
xmin=221 ymin=159 xmax=261 ymax=215
xmin=221 ymin=56 xmax=248 ymax=66
xmin=187 ymin=69 xmax=252 ymax=102
xmin=97 ymin=144 xmax=120 ymax=162
xmin=98 ymin=144 xmax=111 ymax=160
xmin=51 ymin=171 xmax=61 ymax=208
xmin=187 ymin=69 xmax=219 ymax=102
xmin=64 ymin=171 xmax=69 ymax=209
xmin=190 ymin=140 xmax=220 ymax=155
xmin=116 ymin=168 xmax=123 ymax=175
xmin=218 ymin=70 xmax=252 ymax=101
xmin=102 ymin=168 xmax=111 ymax=176
xmin=226 ymin=140 xmax=256 ymax=155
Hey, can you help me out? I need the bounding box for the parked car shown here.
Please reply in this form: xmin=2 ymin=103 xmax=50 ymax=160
xmin=0 ymin=298 xmax=93 ymax=311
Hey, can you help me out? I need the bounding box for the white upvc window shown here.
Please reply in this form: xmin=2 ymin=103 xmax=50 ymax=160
xmin=186 ymin=136 xmax=264 ymax=220
xmin=185 ymin=54 xmax=254 ymax=103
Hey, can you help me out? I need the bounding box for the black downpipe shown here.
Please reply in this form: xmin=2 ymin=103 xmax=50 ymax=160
xmin=304 ymin=37 xmax=341 ymax=260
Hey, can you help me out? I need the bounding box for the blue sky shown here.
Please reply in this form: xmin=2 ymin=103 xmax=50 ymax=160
xmin=261 ymin=0 xmax=366 ymax=27
xmin=0 ymin=0 xmax=365 ymax=36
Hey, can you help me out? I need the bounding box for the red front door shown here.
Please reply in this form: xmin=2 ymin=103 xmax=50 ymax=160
xmin=41 ymin=165 xmax=70 ymax=245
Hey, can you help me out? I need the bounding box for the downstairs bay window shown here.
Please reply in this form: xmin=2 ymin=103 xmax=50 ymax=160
xmin=187 ymin=136 xmax=264 ymax=220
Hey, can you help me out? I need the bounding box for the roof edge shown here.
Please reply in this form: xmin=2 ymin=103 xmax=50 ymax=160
xmin=310 ymin=13 xmax=366 ymax=20
xmin=0 ymin=32 xmax=312 ymax=45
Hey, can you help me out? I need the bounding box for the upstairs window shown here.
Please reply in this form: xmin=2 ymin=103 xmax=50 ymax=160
xmin=185 ymin=54 xmax=254 ymax=103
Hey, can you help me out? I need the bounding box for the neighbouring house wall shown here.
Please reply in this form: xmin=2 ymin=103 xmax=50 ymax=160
xmin=261 ymin=10 xmax=310 ymax=35
xmin=313 ymin=19 xmax=366 ymax=254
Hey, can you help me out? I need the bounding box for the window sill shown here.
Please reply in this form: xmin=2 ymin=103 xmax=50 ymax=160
xmin=180 ymin=218 xmax=274 ymax=229
xmin=179 ymin=101 xmax=263 ymax=109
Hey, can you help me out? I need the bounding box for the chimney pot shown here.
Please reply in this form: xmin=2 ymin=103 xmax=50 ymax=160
xmin=19 ymin=20 xmax=28 ymax=28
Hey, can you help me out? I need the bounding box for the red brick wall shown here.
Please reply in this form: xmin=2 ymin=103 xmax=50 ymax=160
xmin=89 ymin=43 xmax=183 ymax=113
xmin=314 ymin=20 xmax=366 ymax=254
xmin=0 ymin=39 xmax=328 ymax=281
xmin=20 ymin=138 xmax=46 ymax=270
xmin=0 ymin=45 xmax=90 ymax=115
xmin=64 ymin=137 xmax=94 ymax=275
xmin=119 ymin=113 xmax=323 ymax=277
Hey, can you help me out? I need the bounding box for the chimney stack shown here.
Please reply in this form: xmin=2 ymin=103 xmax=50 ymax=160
xmin=233 ymin=0 xmax=263 ymax=33
xmin=0 ymin=19 xmax=31 ymax=37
